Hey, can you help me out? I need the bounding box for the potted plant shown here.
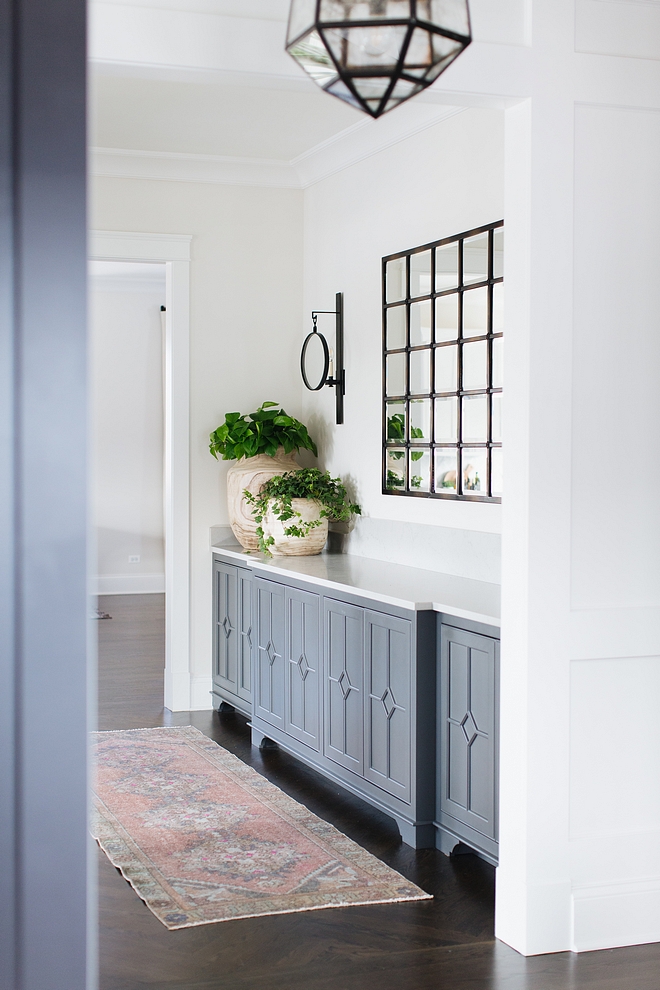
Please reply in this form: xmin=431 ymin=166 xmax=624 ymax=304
xmin=244 ymin=468 xmax=361 ymax=557
xmin=209 ymin=402 xmax=318 ymax=550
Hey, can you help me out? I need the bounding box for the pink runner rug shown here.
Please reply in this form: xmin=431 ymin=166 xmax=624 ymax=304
xmin=92 ymin=726 xmax=431 ymax=929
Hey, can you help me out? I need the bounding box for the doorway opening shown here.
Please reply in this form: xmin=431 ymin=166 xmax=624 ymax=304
xmin=90 ymin=230 xmax=192 ymax=712
xmin=90 ymin=260 xmax=167 ymax=601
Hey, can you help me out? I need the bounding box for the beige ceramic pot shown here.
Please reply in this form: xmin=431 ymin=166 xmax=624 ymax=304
xmin=263 ymin=498 xmax=328 ymax=556
xmin=226 ymin=448 xmax=299 ymax=551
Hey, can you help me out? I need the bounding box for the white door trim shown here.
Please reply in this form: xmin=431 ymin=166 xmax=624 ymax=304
xmin=90 ymin=229 xmax=192 ymax=711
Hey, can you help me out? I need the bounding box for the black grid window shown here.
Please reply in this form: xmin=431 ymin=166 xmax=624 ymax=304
xmin=382 ymin=221 xmax=503 ymax=502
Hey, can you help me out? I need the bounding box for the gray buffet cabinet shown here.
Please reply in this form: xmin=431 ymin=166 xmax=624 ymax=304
xmin=211 ymin=538 xmax=500 ymax=863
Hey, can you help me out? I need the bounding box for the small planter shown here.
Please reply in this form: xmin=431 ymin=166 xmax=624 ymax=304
xmin=244 ymin=468 xmax=360 ymax=558
xmin=226 ymin=449 xmax=299 ymax=551
xmin=209 ymin=402 xmax=318 ymax=552
xmin=263 ymin=498 xmax=328 ymax=556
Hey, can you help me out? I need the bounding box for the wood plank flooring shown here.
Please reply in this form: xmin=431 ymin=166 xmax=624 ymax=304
xmin=97 ymin=594 xmax=660 ymax=990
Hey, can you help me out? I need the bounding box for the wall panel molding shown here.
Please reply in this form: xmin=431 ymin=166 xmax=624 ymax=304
xmin=570 ymin=607 xmax=660 ymax=660
xmin=576 ymin=0 xmax=660 ymax=60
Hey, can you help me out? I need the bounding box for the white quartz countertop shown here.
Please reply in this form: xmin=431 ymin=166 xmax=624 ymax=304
xmin=211 ymin=539 xmax=500 ymax=627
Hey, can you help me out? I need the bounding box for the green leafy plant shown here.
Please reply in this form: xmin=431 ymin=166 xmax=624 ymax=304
xmin=209 ymin=401 xmax=318 ymax=461
xmin=387 ymin=411 xmax=424 ymax=460
xmin=386 ymin=411 xmax=425 ymax=489
xmin=244 ymin=468 xmax=361 ymax=556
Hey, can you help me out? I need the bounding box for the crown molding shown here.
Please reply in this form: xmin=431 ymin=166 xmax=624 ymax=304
xmin=90 ymin=103 xmax=466 ymax=191
xmin=90 ymin=147 xmax=300 ymax=188
xmin=291 ymin=104 xmax=464 ymax=187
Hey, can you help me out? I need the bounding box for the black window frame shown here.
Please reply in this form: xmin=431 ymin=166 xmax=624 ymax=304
xmin=382 ymin=220 xmax=503 ymax=502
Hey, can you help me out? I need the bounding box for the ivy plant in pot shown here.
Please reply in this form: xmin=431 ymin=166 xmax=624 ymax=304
xmin=209 ymin=402 xmax=317 ymax=551
xmin=244 ymin=468 xmax=361 ymax=557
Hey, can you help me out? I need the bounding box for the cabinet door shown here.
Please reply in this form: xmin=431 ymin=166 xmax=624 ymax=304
xmin=363 ymin=611 xmax=412 ymax=803
xmin=213 ymin=559 xmax=239 ymax=696
xmin=285 ymin=587 xmax=321 ymax=751
xmin=439 ymin=625 xmax=498 ymax=839
xmin=324 ymin=599 xmax=364 ymax=775
xmin=253 ymin=577 xmax=286 ymax=730
xmin=237 ymin=568 xmax=253 ymax=703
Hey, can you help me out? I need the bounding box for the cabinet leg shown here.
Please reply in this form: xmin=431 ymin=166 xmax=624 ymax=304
xmin=394 ymin=817 xmax=435 ymax=850
xmin=251 ymin=726 xmax=278 ymax=751
xmin=436 ymin=826 xmax=473 ymax=858
xmin=217 ymin=701 xmax=235 ymax=713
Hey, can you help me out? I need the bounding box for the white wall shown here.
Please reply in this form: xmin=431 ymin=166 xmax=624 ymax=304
xmin=90 ymin=261 xmax=166 ymax=594
xmin=90 ymin=177 xmax=304 ymax=706
xmin=493 ymin=0 xmax=660 ymax=958
xmin=568 ymin=104 xmax=660 ymax=952
xmin=302 ymin=108 xmax=504 ymax=581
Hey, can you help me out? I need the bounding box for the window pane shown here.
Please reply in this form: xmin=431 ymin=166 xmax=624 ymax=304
xmin=435 ymin=344 xmax=457 ymax=393
xmin=463 ymin=232 xmax=488 ymax=285
xmin=410 ymin=299 xmax=431 ymax=346
xmin=492 ymin=336 xmax=503 ymax=388
xmin=493 ymin=226 xmax=504 ymax=279
xmin=462 ymin=448 xmax=487 ymax=494
xmin=491 ymin=446 xmax=503 ymax=497
xmin=386 ymin=257 xmax=406 ymax=303
xmin=386 ymin=304 xmax=406 ymax=350
xmin=386 ymin=401 xmax=406 ymax=444
xmin=410 ymin=398 xmax=431 ymax=441
xmin=462 ymin=394 xmax=488 ymax=443
xmin=409 ymin=448 xmax=430 ymax=492
xmin=463 ymin=286 xmax=488 ymax=338
xmin=462 ymin=339 xmax=487 ymax=390
xmin=410 ymin=250 xmax=431 ymax=298
xmin=491 ymin=393 xmax=502 ymax=443
xmin=435 ymin=449 xmax=457 ymax=491
xmin=492 ymin=282 xmax=503 ymax=333
xmin=435 ymin=396 xmax=458 ymax=441
xmin=385 ymin=448 xmax=406 ymax=490
xmin=435 ymin=241 xmax=458 ymax=291
xmin=435 ymin=293 xmax=458 ymax=342
xmin=410 ymin=348 xmax=431 ymax=395
xmin=386 ymin=352 xmax=406 ymax=396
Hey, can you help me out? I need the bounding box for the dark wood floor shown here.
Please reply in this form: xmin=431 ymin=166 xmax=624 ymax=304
xmin=97 ymin=594 xmax=660 ymax=990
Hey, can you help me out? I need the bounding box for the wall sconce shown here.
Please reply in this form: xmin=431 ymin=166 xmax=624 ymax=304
xmin=285 ymin=1 xmax=472 ymax=119
xmin=300 ymin=292 xmax=345 ymax=424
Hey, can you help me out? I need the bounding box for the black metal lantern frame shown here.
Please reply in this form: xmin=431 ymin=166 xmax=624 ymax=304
xmin=300 ymin=292 xmax=345 ymax=424
xmin=286 ymin=1 xmax=471 ymax=119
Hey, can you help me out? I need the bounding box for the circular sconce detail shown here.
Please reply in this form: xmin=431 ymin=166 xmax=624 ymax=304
xmin=301 ymin=293 xmax=345 ymax=424
xmin=301 ymin=326 xmax=330 ymax=391
xmin=285 ymin=0 xmax=472 ymax=119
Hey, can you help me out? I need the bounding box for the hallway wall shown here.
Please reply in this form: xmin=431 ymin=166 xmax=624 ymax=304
xmin=90 ymin=177 xmax=304 ymax=706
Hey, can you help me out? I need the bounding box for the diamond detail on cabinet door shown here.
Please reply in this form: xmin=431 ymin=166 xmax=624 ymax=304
xmin=461 ymin=712 xmax=478 ymax=744
xmin=297 ymin=653 xmax=310 ymax=680
xmin=338 ymin=669 xmax=353 ymax=699
xmin=381 ymin=687 xmax=398 ymax=719
xmin=265 ymin=641 xmax=277 ymax=666
xmin=221 ymin=616 xmax=233 ymax=639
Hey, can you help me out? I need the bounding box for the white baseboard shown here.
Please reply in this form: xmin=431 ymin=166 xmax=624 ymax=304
xmin=93 ymin=573 xmax=165 ymax=595
xmin=190 ymin=676 xmax=214 ymax=711
xmin=572 ymin=879 xmax=660 ymax=951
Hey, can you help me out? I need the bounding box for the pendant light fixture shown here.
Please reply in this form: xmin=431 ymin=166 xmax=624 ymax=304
xmin=285 ymin=1 xmax=472 ymax=119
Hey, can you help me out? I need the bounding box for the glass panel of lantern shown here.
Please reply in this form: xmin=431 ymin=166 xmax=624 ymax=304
xmin=286 ymin=0 xmax=472 ymax=117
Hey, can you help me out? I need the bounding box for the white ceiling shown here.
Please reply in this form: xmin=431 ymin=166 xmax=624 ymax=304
xmin=89 ymin=0 xmax=524 ymax=187
xmin=90 ymin=74 xmax=361 ymax=161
